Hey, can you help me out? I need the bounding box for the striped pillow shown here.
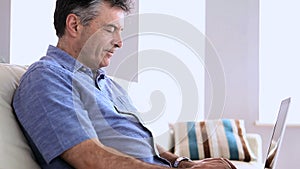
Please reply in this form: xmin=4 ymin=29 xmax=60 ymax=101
xmin=171 ymin=119 xmax=256 ymax=162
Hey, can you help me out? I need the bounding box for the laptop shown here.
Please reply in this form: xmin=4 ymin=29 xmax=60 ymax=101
xmin=263 ymin=97 xmax=291 ymax=169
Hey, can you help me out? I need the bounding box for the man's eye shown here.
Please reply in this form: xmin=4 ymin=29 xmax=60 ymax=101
xmin=105 ymin=27 xmax=115 ymax=33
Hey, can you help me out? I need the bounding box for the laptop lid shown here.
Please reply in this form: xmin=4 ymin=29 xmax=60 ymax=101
xmin=264 ymin=97 xmax=291 ymax=169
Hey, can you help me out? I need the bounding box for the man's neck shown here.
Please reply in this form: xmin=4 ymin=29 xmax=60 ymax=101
xmin=57 ymin=37 xmax=80 ymax=60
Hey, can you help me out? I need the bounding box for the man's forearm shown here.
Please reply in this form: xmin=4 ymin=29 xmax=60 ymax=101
xmin=61 ymin=139 xmax=170 ymax=169
xmin=61 ymin=139 xmax=235 ymax=169
xmin=156 ymin=144 xmax=178 ymax=165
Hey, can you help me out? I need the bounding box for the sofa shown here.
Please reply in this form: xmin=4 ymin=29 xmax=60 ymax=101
xmin=0 ymin=63 xmax=264 ymax=169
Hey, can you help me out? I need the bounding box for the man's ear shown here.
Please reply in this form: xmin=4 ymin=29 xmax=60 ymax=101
xmin=65 ymin=14 xmax=81 ymax=38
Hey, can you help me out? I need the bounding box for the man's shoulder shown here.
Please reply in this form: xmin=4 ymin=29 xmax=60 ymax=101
xmin=22 ymin=59 xmax=70 ymax=82
xmin=16 ymin=59 xmax=75 ymax=98
xmin=27 ymin=57 xmax=66 ymax=73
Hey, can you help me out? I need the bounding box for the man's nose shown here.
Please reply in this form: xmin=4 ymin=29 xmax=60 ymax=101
xmin=113 ymin=32 xmax=123 ymax=48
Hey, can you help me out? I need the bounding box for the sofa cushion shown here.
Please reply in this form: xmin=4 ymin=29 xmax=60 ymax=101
xmin=171 ymin=119 xmax=257 ymax=162
xmin=0 ymin=63 xmax=40 ymax=169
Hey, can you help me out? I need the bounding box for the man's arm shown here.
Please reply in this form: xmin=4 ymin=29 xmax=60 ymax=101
xmin=61 ymin=139 xmax=236 ymax=169
xmin=61 ymin=138 xmax=169 ymax=169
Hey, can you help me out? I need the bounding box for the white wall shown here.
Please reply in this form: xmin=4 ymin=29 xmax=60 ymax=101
xmin=206 ymin=0 xmax=300 ymax=168
xmin=10 ymin=0 xmax=57 ymax=65
xmin=260 ymin=0 xmax=300 ymax=124
xmin=206 ymin=0 xmax=259 ymax=124
xmin=118 ymin=0 xmax=206 ymax=146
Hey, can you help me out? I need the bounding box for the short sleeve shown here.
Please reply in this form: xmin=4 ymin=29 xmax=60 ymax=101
xmin=13 ymin=64 xmax=98 ymax=164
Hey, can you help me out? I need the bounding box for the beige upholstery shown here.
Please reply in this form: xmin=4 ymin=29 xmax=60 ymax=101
xmin=246 ymin=133 xmax=263 ymax=164
xmin=0 ymin=63 xmax=40 ymax=169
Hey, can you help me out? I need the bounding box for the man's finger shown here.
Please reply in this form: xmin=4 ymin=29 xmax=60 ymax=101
xmin=222 ymin=158 xmax=237 ymax=169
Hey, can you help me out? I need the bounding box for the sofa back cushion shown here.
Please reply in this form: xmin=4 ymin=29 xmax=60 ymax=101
xmin=0 ymin=63 xmax=40 ymax=169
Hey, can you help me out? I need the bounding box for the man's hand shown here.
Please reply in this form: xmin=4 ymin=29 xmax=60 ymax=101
xmin=156 ymin=144 xmax=236 ymax=169
xmin=190 ymin=158 xmax=236 ymax=169
xmin=179 ymin=158 xmax=236 ymax=169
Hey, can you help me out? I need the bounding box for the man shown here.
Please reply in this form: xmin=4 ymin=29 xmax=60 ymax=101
xmin=13 ymin=0 xmax=236 ymax=168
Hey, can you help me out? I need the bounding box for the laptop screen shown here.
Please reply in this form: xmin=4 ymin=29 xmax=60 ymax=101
xmin=264 ymin=97 xmax=291 ymax=169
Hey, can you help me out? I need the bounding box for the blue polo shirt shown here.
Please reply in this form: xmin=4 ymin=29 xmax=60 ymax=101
xmin=13 ymin=45 xmax=170 ymax=168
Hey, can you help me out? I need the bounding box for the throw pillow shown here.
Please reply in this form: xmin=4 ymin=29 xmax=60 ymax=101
xmin=171 ymin=119 xmax=256 ymax=162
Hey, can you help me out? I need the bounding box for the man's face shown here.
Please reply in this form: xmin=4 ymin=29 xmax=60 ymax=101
xmin=77 ymin=2 xmax=125 ymax=70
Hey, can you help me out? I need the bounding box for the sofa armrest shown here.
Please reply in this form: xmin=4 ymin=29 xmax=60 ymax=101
xmin=246 ymin=133 xmax=262 ymax=163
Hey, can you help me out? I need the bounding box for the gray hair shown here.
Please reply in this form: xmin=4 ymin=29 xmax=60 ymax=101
xmin=54 ymin=0 xmax=133 ymax=37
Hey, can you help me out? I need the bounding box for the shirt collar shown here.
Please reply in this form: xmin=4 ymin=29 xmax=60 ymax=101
xmin=45 ymin=45 xmax=106 ymax=79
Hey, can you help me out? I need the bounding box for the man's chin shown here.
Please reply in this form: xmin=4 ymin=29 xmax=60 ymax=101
xmin=99 ymin=61 xmax=110 ymax=68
